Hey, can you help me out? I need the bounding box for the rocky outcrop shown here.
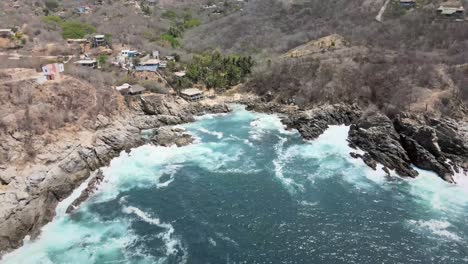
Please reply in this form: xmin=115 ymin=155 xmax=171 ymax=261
xmin=348 ymin=111 xmax=468 ymax=182
xmin=150 ymin=127 xmax=195 ymax=147
xmin=281 ymin=104 xmax=362 ymax=140
xmin=0 ymin=93 xmax=231 ymax=256
xmin=348 ymin=112 xmax=419 ymax=177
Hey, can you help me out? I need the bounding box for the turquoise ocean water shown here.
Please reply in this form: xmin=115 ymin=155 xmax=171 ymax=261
xmin=2 ymin=105 xmax=468 ymax=264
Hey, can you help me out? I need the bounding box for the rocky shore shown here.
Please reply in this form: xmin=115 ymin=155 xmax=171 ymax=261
xmin=0 ymin=93 xmax=230 ymax=256
xmin=246 ymin=100 xmax=468 ymax=183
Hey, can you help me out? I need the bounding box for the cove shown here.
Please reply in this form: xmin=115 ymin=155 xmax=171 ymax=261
xmin=2 ymin=105 xmax=467 ymax=264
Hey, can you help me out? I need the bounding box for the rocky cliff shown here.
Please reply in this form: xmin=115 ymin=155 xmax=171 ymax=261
xmin=246 ymin=100 xmax=467 ymax=183
xmin=0 ymin=93 xmax=230 ymax=255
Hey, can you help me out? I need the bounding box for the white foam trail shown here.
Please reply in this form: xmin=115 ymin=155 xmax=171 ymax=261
xmin=249 ymin=113 xmax=297 ymax=141
xmin=407 ymin=219 xmax=462 ymax=241
xmin=55 ymin=173 xmax=94 ymax=217
xmin=198 ymin=128 xmax=223 ymax=139
xmin=122 ymin=206 xmax=186 ymax=259
xmin=273 ymin=136 xmax=305 ymax=193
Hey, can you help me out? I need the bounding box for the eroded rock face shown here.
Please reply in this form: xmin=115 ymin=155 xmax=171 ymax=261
xmin=348 ymin=112 xmax=419 ymax=177
xmin=348 ymin=111 xmax=468 ymax=182
xmin=0 ymin=94 xmax=232 ymax=256
xmin=150 ymin=127 xmax=195 ymax=147
xmin=280 ymin=104 xmax=362 ymax=140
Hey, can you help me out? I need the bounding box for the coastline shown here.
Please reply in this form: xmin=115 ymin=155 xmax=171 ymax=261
xmin=0 ymin=93 xmax=231 ymax=256
xmin=1 ymin=92 xmax=467 ymax=257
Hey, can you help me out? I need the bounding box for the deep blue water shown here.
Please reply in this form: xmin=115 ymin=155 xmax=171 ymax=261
xmin=3 ymin=105 xmax=468 ymax=264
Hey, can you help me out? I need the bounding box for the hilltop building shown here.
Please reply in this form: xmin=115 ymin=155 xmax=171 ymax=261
xmin=180 ymin=88 xmax=204 ymax=102
xmin=135 ymin=59 xmax=160 ymax=72
xmin=92 ymin=35 xmax=106 ymax=47
xmin=41 ymin=63 xmax=65 ymax=80
xmin=399 ymin=0 xmax=416 ymax=8
xmin=74 ymin=59 xmax=98 ymax=68
xmin=437 ymin=1 xmax=465 ymax=18
xmin=0 ymin=29 xmax=13 ymax=38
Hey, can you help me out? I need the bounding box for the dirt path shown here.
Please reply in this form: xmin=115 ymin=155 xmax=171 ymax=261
xmin=376 ymin=0 xmax=391 ymax=22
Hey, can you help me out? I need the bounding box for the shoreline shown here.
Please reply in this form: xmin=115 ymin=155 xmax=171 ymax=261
xmin=0 ymin=93 xmax=231 ymax=257
xmin=1 ymin=93 xmax=467 ymax=257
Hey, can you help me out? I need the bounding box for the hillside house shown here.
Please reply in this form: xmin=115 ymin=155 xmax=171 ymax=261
xmin=121 ymin=50 xmax=139 ymax=58
xmin=152 ymin=50 xmax=160 ymax=59
xmin=115 ymin=83 xmax=131 ymax=93
xmin=181 ymin=88 xmax=204 ymax=102
xmin=159 ymin=60 xmax=167 ymax=68
xmin=41 ymin=63 xmax=65 ymax=80
xmin=128 ymin=84 xmax=146 ymax=95
xmin=74 ymin=59 xmax=98 ymax=68
xmin=399 ymin=0 xmax=416 ymax=8
xmin=0 ymin=29 xmax=13 ymax=38
xmin=92 ymin=35 xmax=106 ymax=47
xmin=135 ymin=59 xmax=160 ymax=72
xmin=67 ymin=38 xmax=89 ymax=44
xmin=437 ymin=1 xmax=465 ymax=18
xmin=174 ymin=71 xmax=186 ymax=78
xmin=75 ymin=6 xmax=90 ymax=14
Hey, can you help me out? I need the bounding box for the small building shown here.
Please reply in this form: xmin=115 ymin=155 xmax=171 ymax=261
xmin=181 ymin=88 xmax=204 ymax=102
xmin=115 ymin=83 xmax=145 ymax=95
xmin=165 ymin=55 xmax=175 ymax=61
xmin=152 ymin=50 xmax=160 ymax=59
xmin=159 ymin=60 xmax=167 ymax=68
xmin=0 ymin=29 xmax=13 ymax=38
xmin=75 ymin=6 xmax=90 ymax=14
xmin=437 ymin=1 xmax=465 ymax=18
xmin=135 ymin=59 xmax=160 ymax=72
xmin=92 ymin=34 xmax=106 ymax=47
xmin=42 ymin=63 xmax=65 ymax=80
xmin=128 ymin=84 xmax=146 ymax=95
xmin=74 ymin=59 xmax=98 ymax=68
xmin=67 ymin=38 xmax=89 ymax=44
xmin=174 ymin=71 xmax=186 ymax=78
xmin=399 ymin=0 xmax=416 ymax=8
xmin=121 ymin=50 xmax=139 ymax=58
xmin=115 ymin=83 xmax=131 ymax=93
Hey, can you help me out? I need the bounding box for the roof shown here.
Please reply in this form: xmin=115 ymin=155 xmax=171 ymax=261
xmin=74 ymin=59 xmax=97 ymax=64
xmin=0 ymin=29 xmax=13 ymax=33
xmin=139 ymin=59 xmax=160 ymax=65
xmin=67 ymin=38 xmax=88 ymax=42
xmin=94 ymin=35 xmax=105 ymax=38
xmin=181 ymin=88 xmax=203 ymax=96
xmin=174 ymin=71 xmax=186 ymax=77
xmin=439 ymin=1 xmax=464 ymax=8
xmin=116 ymin=83 xmax=131 ymax=91
xmin=400 ymin=0 xmax=415 ymax=2
xmin=129 ymin=84 xmax=146 ymax=94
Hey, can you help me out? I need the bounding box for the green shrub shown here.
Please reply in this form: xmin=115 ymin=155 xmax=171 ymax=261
xmin=61 ymin=21 xmax=96 ymax=39
xmin=162 ymin=10 xmax=177 ymax=20
xmin=183 ymin=18 xmax=201 ymax=29
xmin=160 ymin=34 xmax=180 ymax=48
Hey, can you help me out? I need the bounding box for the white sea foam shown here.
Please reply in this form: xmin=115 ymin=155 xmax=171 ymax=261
xmin=197 ymin=127 xmax=224 ymax=139
xmin=273 ymin=136 xmax=305 ymax=193
xmin=249 ymin=113 xmax=296 ymax=141
xmin=122 ymin=206 xmax=185 ymax=258
xmin=407 ymin=219 xmax=462 ymax=241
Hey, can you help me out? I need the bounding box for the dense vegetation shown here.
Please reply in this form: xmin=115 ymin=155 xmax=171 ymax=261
xmin=42 ymin=16 xmax=96 ymax=39
xmin=185 ymin=52 xmax=254 ymax=90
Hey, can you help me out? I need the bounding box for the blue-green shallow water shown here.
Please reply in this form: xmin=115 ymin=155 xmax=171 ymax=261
xmin=3 ymin=105 xmax=468 ymax=264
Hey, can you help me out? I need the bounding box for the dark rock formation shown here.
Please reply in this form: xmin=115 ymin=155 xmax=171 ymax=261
xmin=150 ymin=127 xmax=195 ymax=147
xmin=348 ymin=112 xmax=419 ymax=177
xmin=280 ymin=104 xmax=362 ymax=140
xmin=348 ymin=111 xmax=468 ymax=182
